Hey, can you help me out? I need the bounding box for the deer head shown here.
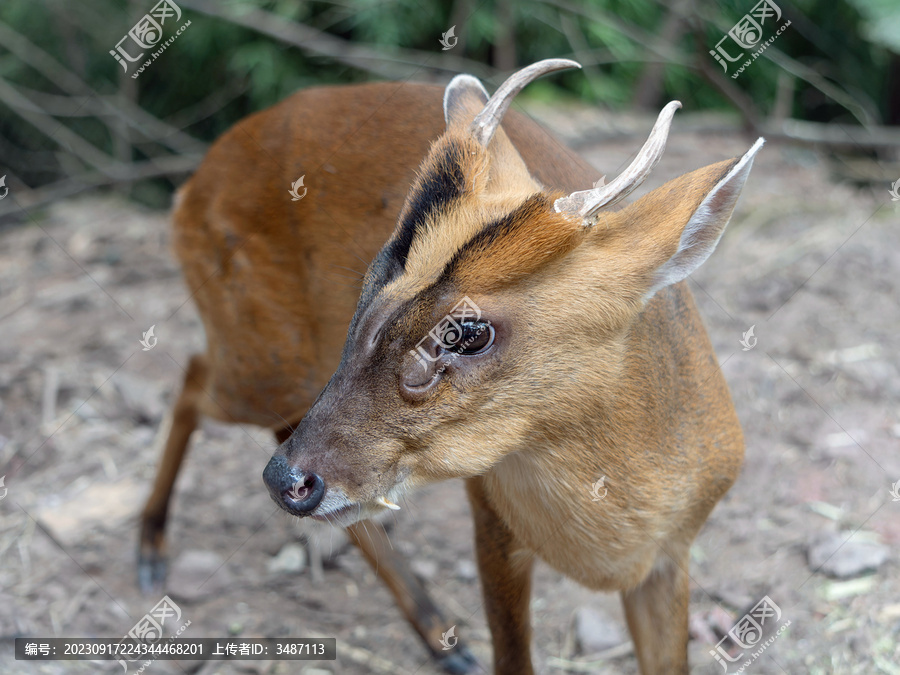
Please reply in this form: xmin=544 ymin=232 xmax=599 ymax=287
xmin=262 ymin=59 xmax=763 ymax=525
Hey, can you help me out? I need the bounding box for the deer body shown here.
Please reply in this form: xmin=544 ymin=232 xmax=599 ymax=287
xmin=146 ymin=59 xmax=758 ymax=675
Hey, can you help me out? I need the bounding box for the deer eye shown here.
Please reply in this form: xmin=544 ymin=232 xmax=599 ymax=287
xmin=456 ymin=322 xmax=494 ymax=355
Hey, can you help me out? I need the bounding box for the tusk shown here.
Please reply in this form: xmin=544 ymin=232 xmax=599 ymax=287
xmin=376 ymin=496 xmax=401 ymax=511
xmin=471 ymin=58 xmax=581 ymax=148
xmin=554 ymin=101 xmax=681 ymax=224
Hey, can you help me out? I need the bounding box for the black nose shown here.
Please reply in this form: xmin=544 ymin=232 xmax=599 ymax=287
xmin=262 ymin=455 xmax=325 ymax=515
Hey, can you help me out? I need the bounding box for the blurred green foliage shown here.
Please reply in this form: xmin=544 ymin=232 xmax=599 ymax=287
xmin=0 ymin=0 xmax=895 ymax=202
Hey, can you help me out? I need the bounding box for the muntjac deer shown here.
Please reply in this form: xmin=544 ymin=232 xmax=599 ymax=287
xmin=143 ymin=57 xmax=759 ymax=674
xmin=260 ymin=59 xmax=762 ymax=672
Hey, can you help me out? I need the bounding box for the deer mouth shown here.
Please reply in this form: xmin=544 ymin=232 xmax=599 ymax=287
xmin=309 ymin=504 xmax=357 ymax=524
xmin=309 ymin=490 xmax=404 ymax=526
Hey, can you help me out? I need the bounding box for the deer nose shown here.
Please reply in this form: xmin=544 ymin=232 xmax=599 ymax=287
xmin=262 ymin=455 xmax=325 ymax=515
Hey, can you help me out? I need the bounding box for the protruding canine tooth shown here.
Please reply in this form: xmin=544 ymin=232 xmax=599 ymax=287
xmin=376 ymin=496 xmax=401 ymax=511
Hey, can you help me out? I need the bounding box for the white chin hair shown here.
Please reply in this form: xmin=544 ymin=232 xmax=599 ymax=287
xmin=330 ymin=509 xmax=364 ymax=528
xmin=319 ymin=503 xmax=378 ymax=528
xmin=313 ymin=485 xmax=407 ymax=527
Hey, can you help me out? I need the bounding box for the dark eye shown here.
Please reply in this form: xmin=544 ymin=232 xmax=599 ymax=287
xmin=457 ymin=322 xmax=494 ymax=355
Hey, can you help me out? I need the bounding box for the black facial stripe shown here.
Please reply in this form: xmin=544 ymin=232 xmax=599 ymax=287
xmin=352 ymin=139 xmax=470 ymax=324
xmin=388 ymin=139 xmax=468 ymax=270
xmin=438 ymin=193 xmax=550 ymax=282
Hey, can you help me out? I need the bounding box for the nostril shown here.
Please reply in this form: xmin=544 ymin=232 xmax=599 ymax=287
xmin=262 ymin=456 xmax=325 ymax=516
xmin=280 ymin=472 xmax=325 ymax=514
xmin=283 ymin=475 xmax=317 ymax=503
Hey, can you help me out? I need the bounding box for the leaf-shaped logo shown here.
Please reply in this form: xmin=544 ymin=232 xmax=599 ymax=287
xmin=740 ymin=324 xmax=757 ymax=351
xmin=439 ymin=624 xmax=458 ymax=650
xmin=590 ymin=476 xmax=608 ymax=501
xmin=140 ymin=324 xmax=158 ymax=351
xmin=289 ymin=175 xmax=307 ymax=201
xmin=440 ymin=25 xmax=458 ymax=51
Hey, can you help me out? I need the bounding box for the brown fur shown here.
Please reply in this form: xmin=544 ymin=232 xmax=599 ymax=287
xmin=445 ymin=193 xmax=584 ymax=290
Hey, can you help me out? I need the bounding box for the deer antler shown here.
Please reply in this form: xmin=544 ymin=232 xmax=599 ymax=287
xmin=471 ymin=58 xmax=581 ymax=148
xmin=554 ymin=101 xmax=682 ymax=224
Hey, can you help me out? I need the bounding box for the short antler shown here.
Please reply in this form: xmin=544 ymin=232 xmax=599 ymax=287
xmin=554 ymin=101 xmax=682 ymax=223
xmin=471 ymin=58 xmax=581 ymax=147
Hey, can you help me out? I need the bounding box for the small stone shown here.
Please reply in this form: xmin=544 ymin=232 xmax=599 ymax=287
xmin=688 ymin=611 xmax=718 ymax=644
xmin=32 ymin=478 xmax=144 ymax=547
xmin=74 ymin=401 xmax=101 ymax=421
xmin=824 ymin=576 xmax=876 ymax=600
xmin=410 ymin=558 xmax=439 ymax=581
xmin=301 ymin=669 xmax=332 ymax=675
xmin=573 ymin=607 xmax=624 ymax=654
xmin=808 ymin=532 xmax=889 ymax=579
xmin=112 ymin=372 xmax=165 ymax=423
xmin=267 ymin=543 xmax=307 ymax=575
xmin=714 ymin=589 xmax=753 ymax=611
xmin=168 ymin=550 xmax=232 ymax=601
xmin=455 ymin=559 xmax=478 ymax=581
xmin=396 ymin=540 xmax=416 ymax=557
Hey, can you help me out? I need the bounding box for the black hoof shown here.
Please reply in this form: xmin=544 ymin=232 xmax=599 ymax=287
xmin=435 ymin=642 xmax=482 ymax=675
xmin=137 ymin=548 xmax=167 ymax=595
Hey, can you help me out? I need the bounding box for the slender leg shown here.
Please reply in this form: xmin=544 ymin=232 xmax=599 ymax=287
xmin=345 ymin=519 xmax=479 ymax=674
xmin=621 ymin=549 xmax=691 ymax=675
xmin=274 ymin=425 xmax=479 ymax=675
xmin=138 ymin=354 xmax=208 ymax=594
xmin=465 ymin=476 xmax=535 ymax=675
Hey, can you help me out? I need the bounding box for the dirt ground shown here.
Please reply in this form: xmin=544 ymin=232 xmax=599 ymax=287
xmin=0 ymin=104 xmax=898 ymax=675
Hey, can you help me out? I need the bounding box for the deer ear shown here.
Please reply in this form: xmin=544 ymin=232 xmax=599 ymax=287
xmin=641 ymin=138 xmax=764 ymax=299
xmin=443 ymin=73 xmax=537 ymax=191
xmin=443 ymin=75 xmax=489 ymax=129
